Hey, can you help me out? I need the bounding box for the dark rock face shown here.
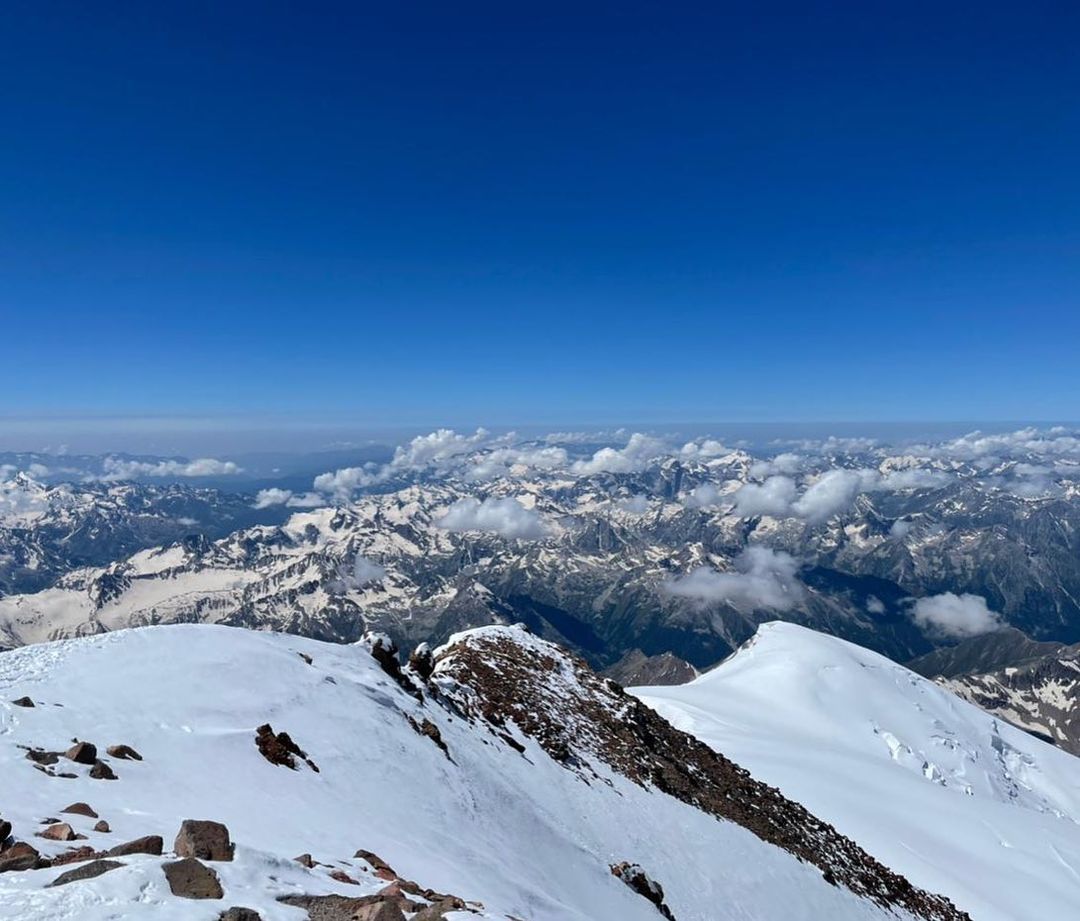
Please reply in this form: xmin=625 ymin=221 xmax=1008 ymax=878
xmin=255 ymin=724 xmax=319 ymax=772
xmin=174 ymin=820 xmax=234 ymax=862
xmin=24 ymin=748 xmax=59 ymax=765
xmin=611 ymin=862 xmax=676 ymax=920
xmin=11 ymin=696 xmax=34 ymax=708
xmin=0 ymin=842 xmax=47 ymax=873
xmin=163 ymin=857 xmax=224 ymax=899
xmin=408 ymin=643 xmax=434 ymax=680
xmin=219 ymin=909 xmax=262 ymax=921
xmin=433 ymin=627 xmax=972 ymax=921
xmin=49 ymin=859 xmax=124 ymax=887
xmin=64 ymin=741 xmax=97 ymax=764
xmin=107 ymin=835 xmax=163 ymax=857
xmin=106 ymin=744 xmax=143 ymax=761
xmin=602 ymin=649 xmax=697 ymax=687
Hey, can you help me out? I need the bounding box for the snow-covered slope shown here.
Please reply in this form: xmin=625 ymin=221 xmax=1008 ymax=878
xmin=635 ymin=622 xmax=1080 ymax=921
xmin=0 ymin=623 xmax=962 ymax=920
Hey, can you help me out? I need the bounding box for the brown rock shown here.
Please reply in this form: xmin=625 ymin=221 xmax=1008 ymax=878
xmin=61 ymin=802 xmax=98 ymax=818
xmin=106 ymin=744 xmax=143 ymax=761
xmin=277 ymin=895 xmax=405 ymax=921
xmin=374 ymin=867 xmax=396 ymax=881
xmin=353 ymin=849 xmax=395 ymax=875
xmin=40 ymin=823 xmax=77 ymax=841
xmin=89 ymin=761 xmax=117 ymax=780
xmin=25 ymin=749 xmax=59 ymax=765
xmin=64 ymin=741 xmax=97 ymax=765
xmin=50 ymin=845 xmax=103 ymax=867
xmin=329 ymin=869 xmax=359 ymax=885
xmin=255 ymin=724 xmax=319 ymax=772
xmin=294 ymin=853 xmax=315 ymax=867
xmin=94 ymin=820 xmax=110 ymax=833
xmin=219 ymin=909 xmax=262 ymax=921
xmin=11 ymin=696 xmax=34 ymax=708
xmin=174 ymin=820 xmax=234 ymax=861
xmin=49 ymin=859 xmax=123 ymax=887
xmin=107 ymin=835 xmax=163 ymax=857
xmin=0 ymin=842 xmax=45 ymax=873
xmin=412 ymin=901 xmax=463 ymax=921
xmin=163 ymin=857 xmax=224 ymax=899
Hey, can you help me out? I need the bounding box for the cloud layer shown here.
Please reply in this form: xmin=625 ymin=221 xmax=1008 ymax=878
xmin=665 ymin=546 xmax=805 ymax=611
xmin=436 ymin=496 xmax=549 ymax=540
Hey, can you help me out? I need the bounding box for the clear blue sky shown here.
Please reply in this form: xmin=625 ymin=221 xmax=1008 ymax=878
xmin=2 ymin=1 xmax=1078 ymax=428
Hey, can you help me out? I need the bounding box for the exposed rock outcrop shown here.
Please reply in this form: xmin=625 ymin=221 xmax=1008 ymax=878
xmin=175 ymin=820 xmax=234 ymax=862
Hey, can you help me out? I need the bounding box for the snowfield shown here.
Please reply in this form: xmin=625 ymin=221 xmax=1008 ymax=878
xmin=635 ymin=622 xmax=1080 ymax=921
xmin=0 ymin=623 xmax=925 ymax=920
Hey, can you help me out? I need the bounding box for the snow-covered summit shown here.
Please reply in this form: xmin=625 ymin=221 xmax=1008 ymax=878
xmin=0 ymin=622 xmax=964 ymax=920
xmin=635 ymin=621 xmax=1080 ymax=921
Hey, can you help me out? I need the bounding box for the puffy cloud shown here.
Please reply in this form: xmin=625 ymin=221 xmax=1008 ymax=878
xmin=731 ymin=476 xmax=798 ymax=518
xmin=436 ymin=496 xmax=550 ymax=540
xmin=791 ymin=469 xmax=879 ymax=523
xmin=927 ymin=427 xmax=1080 ymax=462
xmin=391 ymin=427 xmax=490 ymax=470
xmin=0 ymin=480 xmax=51 ymax=522
xmin=866 ymin=595 xmax=886 ymax=614
xmin=878 ymin=468 xmax=951 ymax=490
xmin=679 ymin=439 xmax=730 ymax=461
xmin=312 ymin=464 xmax=387 ymax=500
xmin=351 ymin=555 xmax=387 ymax=585
xmin=571 ymin=433 xmax=667 ymax=475
xmin=253 ymin=488 xmax=325 ymax=509
xmin=664 ymin=546 xmax=805 ymax=611
xmin=890 ymin=519 xmax=913 ymax=539
xmin=465 ymin=445 xmax=569 ymax=481
xmin=615 ymin=495 xmax=651 ymax=513
xmin=100 ymin=457 xmax=242 ymax=480
xmin=910 ymin=592 xmax=1002 ymax=638
xmin=683 ymin=483 xmax=724 ymax=509
xmin=749 ymin=453 xmax=803 ymax=479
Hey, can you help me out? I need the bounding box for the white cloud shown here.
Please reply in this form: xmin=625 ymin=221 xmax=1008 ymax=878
xmin=866 ymin=595 xmax=886 ymax=614
xmin=890 ymin=519 xmax=913 ymax=539
xmin=910 ymin=592 xmax=1002 ymax=638
xmin=100 ymin=456 xmax=242 ymax=480
xmin=749 ymin=453 xmax=803 ymax=478
xmin=351 ymin=555 xmax=387 ymax=585
xmin=391 ymin=427 xmax=490 ymax=470
xmin=664 ymin=546 xmax=805 ymax=611
xmin=253 ymin=488 xmax=325 ymax=509
xmin=731 ymin=476 xmax=798 ymax=518
xmin=683 ymin=483 xmax=723 ymax=509
xmin=615 ymin=495 xmax=651 ymax=513
xmin=878 ymin=469 xmax=951 ymax=490
xmin=436 ymin=496 xmax=550 ymax=540
xmin=791 ymin=469 xmax=879 ymax=523
xmin=464 ymin=445 xmax=569 ymax=481
xmin=312 ymin=464 xmax=387 ymax=500
xmin=679 ymin=439 xmax=729 ymax=461
xmin=571 ymin=433 xmax=667 ymax=475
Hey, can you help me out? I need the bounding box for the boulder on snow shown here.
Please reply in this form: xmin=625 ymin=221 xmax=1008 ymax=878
xmin=0 ymin=819 xmax=11 ymax=842
xmin=39 ymin=823 xmax=77 ymax=842
xmin=408 ymin=643 xmax=434 ymax=681
xmin=163 ymin=857 xmax=224 ymax=899
xmin=611 ymin=862 xmax=676 ymax=921
xmin=61 ymin=802 xmax=98 ymax=818
xmin=174 ymin=820 xmax=234 ymax=861
xmin=64 ymin=741 xmax=97 ymax=765
xmin=94 ymin=820 xmax=110 ymax=833
xmin=293 ymin=853 xmax=315 ymax=867
xmin=49 ymin=859 xmax=123 ymax=887
xmin=107 ymin=835 xmax=163 ymax=857
xmin=353 ymin=849 xmax=395 ymax=876
xmin=278 ymin=894 xmax=405 ymax=921
xmin=24 ymin=748 xmax=59 ymax=765
xmin=106 ymin=744 xmax=143 ymax=761
xmin=11 ymin=696 xmax=34 ymax=708
xmin=219 ymin=909 xmax=263 ymax=921
xmin=89 ymin=760 xmax=117 ymax=780
xmin=255 ymin=724 xmax=319 ymax=772
xmin=0 ymin=842 xmax=47 ymax=873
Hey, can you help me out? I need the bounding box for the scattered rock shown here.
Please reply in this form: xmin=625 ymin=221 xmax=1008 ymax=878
xmin=278 ymin=894 xmax=405 ymax=921
xmin=174 ymin=820 xmax=234 ymax=861
xmin=89 ymin=760 xmax=117 ymax=780
xmin=50 ymin=845 xmax=102 ymax=866
xmin=64 ymin=741 xmax=97 ymax=765
xmin=408 ymin=643 xmax=434 ymax=681
xmin=0 ymin=842 xmax=47 ymax=873
xmin=353 ymin=850 xmax=395 ymax=876
xmin=219 ymin=909 xmax=262 ymax=921
xmin=330 ymin=869 xmax=359 ymax=885
xmin=40 ymin=823 xmax=77 ymax=842
xmin=49 ymin=858 xmax=123 ymax=886
xmin=25 ymin=748 xmax=59 ymax=766
xmin=294 ymin=853 xmax=315 ymax=867
xmin=94 ymin=820 xmax=110 ymax=833
xmin=298 ymin=652 xmax=313 ymax=665
xmin=361 ymin=633 xmax=422 ymax=699
xmin=412 ymin=901 xmax=465 ymax=921
xmin=255 ymin=724 xmax=319 ymax=772
xmin=406 ymin=716 xmax=450 ymax=759
xmin=106 ymin=744 xmax=143 ymax=761
xmin=0 ymin=819 xmax=10 ymax=842
xmin=11 ymin=696 xmax=34 ymax=708
xmin=39 ymin=818 xmax=60 ymax=825
xmin=163 ymin=857 xmax=224 ymax=899
xmin=107 ymin=835 xmax=163 ymax=857
xmin=61 ymin=802 xmax=98 ymax=818
xmin=610 ymin=862 xmax=676 ymax=921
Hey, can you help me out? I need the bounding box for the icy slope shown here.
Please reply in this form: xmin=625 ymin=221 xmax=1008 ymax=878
xmin=0 ymin=624 xmax=942 ymax=921
xmin=635 ymin=621 xmax=1080 ymax=921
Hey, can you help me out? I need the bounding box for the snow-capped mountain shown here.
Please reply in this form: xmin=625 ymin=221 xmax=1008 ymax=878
xmin=0 ymin=622 xmax=969 ymax=920
xmin=0 ymin=474 xmax=285 ymax=601
xmin=635 ymin=622 xmax=1080 ymax=921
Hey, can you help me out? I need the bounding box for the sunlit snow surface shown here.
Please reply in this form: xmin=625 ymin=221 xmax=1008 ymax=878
xmin=635 ymin=622 xmax=1080 ymax=921
xmin=0 ymin=624 xmax=912 ymax=920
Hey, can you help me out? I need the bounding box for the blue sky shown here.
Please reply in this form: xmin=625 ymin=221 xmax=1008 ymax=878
xmin=2 ymin=2 xmax=1078 ymax=432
